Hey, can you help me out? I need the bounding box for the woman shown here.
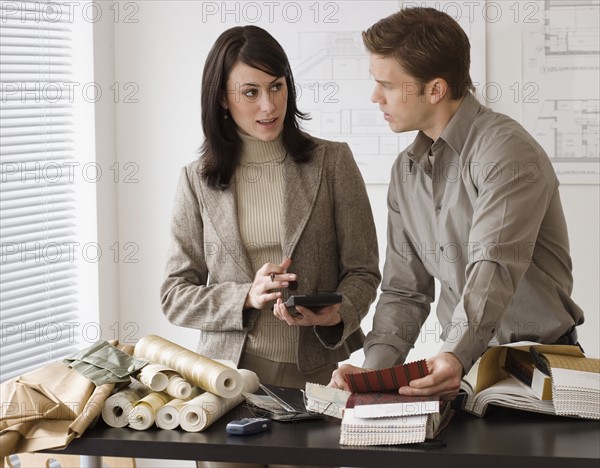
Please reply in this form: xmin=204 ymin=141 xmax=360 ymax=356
xmin=161 ymin=25 xmax=380 ymax=390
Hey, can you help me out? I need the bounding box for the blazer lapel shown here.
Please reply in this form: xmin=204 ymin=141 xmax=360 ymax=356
xmin=281 ymin=147 xmax=324 ymax=259
xmin=202 ymin=175 xmax=254 ymax=280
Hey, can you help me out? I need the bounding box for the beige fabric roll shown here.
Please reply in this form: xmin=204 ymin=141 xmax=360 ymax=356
xmin=133 ymin=335 xmax=243 ymax=398
xmin=165 ymin=373 xmax=193 ymax=399
xmin=155 ymin=387 xmax=203 ymax=430
xmin=136 ymin=363 xmax=170 ymax=391
xmin=102 ymin=384 xmax=152 ymax=428
xmin=179 ymin=369 xmax=259 ymax=432
xmin=128 ymin=392 xmax=172 ymax=431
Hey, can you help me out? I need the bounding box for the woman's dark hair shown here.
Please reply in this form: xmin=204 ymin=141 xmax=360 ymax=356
xmin=200 ymin=26 xmax=315 ymax=189
xmin=363 ymin=7 xmax=474 ymax=100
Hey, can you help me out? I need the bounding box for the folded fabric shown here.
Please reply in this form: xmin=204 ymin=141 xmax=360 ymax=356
xmin=1 ymin=341 xmax=137 ymax=457
xmin=0 ymin=360 xmax=113 ymax=458
xmin=63 ymin=339 xmax=147 ymax=386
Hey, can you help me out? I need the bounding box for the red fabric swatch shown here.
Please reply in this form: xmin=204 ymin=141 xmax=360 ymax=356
xmin=344 ymin=360 xmax=430 ymax=393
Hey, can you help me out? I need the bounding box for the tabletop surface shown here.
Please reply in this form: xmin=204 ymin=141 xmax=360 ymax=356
xmin=56 ymin=405 xmax=600 ymax=468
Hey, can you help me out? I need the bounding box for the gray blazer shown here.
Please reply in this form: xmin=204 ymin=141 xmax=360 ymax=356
xmin=160 ymin=137 xmax=381 ymax=373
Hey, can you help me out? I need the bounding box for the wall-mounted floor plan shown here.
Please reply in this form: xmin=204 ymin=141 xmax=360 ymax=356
xmin=277 ymin=1 xmax=486 ymax=183
xmin=289 ymin=27 xmax=418 ymax=183
xmin=533 ymin=99 xmax=599 ymax=162
xmin=545 ymin=0 xmax=599 ymax=55
xmin=524 ymin=0 xmax=600 ymax=183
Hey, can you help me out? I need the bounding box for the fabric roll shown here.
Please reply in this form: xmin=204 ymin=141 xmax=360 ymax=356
xmin=101 ymin=383 xmax=151 ymax=428
xmin=128 ymin=392 xmax=171 ymax=431
xmin=179 ymin=369 xmax=259 ymax=432
xmin=133 ymin=335 xmax=243 ymax=398
xmin=155 ymin=387 xmax=203 ymax=430
xmin=178 ymin=402 xmax=207 ymax=432
xmin=165 ymin=373 xmax=192 ymax=399
xmin=155 ymin=402 xmax=180 ymax=430
xmin=136 ymin=363 xmax=170 ymax=391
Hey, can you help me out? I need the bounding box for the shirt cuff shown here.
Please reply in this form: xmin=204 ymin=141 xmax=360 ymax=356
xmin=363 ymin=343 xmax=409 ymax=370
xmin=440 ymin=332 xmax=489 ymax=374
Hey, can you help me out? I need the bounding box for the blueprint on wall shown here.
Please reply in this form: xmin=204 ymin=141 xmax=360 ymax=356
xmin=523 ymin=0 xmax=600 ymax=184
xmin=283 ymin=0 xmax=487 ymax=184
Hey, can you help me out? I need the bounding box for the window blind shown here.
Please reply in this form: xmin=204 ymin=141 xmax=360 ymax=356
xmin=1 ymin=1 xmax=82 ymax=382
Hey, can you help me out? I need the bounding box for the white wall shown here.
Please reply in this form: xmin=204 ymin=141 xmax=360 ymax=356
xmin=95 ymin=1 xmax=599 ymax=370
xmin=93 ymin=7 xmax=120 ymax=340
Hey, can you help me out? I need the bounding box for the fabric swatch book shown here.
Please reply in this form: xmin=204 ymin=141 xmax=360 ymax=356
xmin=339 ymin=400 xmax=453 ymax=446
xmin=345 ymin=393 xmax=439 ymax=419
xmin=459 ymin=341 xmax=599 ymax=419
xmin=339 ymin=409 xmax=429 ymax=446
xmin=532 ymin=349 xmax=599 ymax=419
xmin=504 ymin=347 xmax=553 ymax=400
xmin=306 ymin=359 xmax=453 ymax=446
xmin=305 ymin=358 xmax=431 ymax=419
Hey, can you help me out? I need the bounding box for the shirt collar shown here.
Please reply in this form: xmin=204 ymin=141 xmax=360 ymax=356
xmin=406 ymin=93 xmax=483 ymax=171
xmin=438 ymin=93 xmax=482 ymax=156
xmin=404 ymin=131 xmax=436 ymax=176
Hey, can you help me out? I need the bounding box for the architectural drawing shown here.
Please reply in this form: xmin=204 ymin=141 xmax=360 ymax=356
xmin=523 ymin=0 xmax=600 ymax=183
xmin=281 ymin=1 xmax=486 ymax=183
xmin=289 ymin=28 xmax=416 ymax=183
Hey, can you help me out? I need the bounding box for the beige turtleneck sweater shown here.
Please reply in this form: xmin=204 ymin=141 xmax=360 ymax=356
xmin=236 ymin=132 xmax=298 ymax=363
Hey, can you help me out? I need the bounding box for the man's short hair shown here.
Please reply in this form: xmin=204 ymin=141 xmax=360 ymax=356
xmin=362 ymin=7 xmax=475 ymax=100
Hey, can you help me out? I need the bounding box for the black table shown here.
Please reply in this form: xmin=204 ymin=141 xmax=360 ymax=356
xmin=54 ymin=405 xmax=600 ymax=468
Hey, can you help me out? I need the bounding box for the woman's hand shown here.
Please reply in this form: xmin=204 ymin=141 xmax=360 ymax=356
xmin=273 ymin=300 xmax=342 ymax=327
xmin=244 ymin=258 xmax=296 ymax=310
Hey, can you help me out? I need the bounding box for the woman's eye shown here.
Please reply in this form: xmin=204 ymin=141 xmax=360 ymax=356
xmin=271 ymin=83 xmax=284 ymax=92
xmin=243 ymin=89 xmax=258 ymax=98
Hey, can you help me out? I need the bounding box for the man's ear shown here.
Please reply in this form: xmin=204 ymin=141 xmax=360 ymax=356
xmin=429 ymin=79 xmax=448 ymax=104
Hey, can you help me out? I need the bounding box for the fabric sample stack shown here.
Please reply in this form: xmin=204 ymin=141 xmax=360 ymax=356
xmin=340 ymin=409 xmax=431 ymax=446
xmin=539 ymin=353 xmax=600 ymax=419
xmin=337 ymin=360 xmax=451 ymax=446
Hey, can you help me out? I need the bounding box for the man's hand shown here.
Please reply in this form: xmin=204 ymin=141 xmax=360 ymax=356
xmin=398 ymin=352 xmax=464 ymax=401
xmin=328 ymin=363 xmax=368 ymax=392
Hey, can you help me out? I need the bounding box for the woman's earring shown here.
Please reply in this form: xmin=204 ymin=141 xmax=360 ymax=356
xmin=224 ymin=108 xmax=229 ymax=120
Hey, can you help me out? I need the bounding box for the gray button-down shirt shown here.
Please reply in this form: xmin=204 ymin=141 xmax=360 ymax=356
xmin=364 ymin=95 xmax=585 ymax=373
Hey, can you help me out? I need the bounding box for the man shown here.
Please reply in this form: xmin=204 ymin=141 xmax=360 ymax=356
xmin=330 ymin=7 xmax=584 ymax=400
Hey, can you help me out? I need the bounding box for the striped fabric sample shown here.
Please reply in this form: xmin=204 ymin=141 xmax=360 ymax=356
xmin=345 ymin=360 xmax=430 ymax=393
